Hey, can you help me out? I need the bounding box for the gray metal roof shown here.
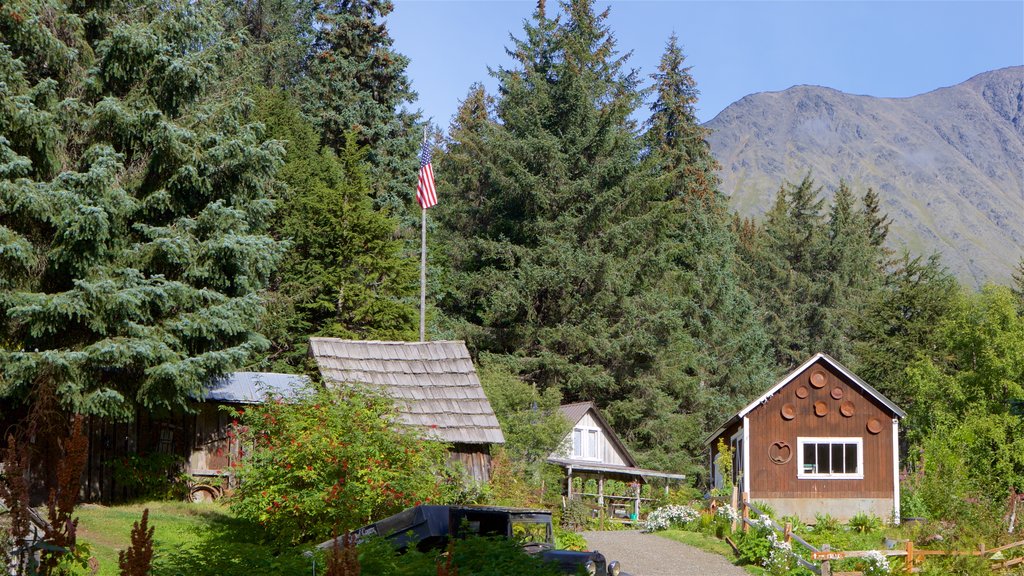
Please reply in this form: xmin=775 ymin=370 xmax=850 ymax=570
xmin=546 ymin=457 xmax=687 ymax=481
xmin=199 ymin=372 xmax=309 ymax=404
xmin=308 ymin=338 xmax=505 ymax=445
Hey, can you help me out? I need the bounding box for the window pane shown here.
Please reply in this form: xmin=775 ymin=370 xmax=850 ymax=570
xmin=803 ymin=443 xmax=816 ymax=473
xmin=831 ymin=444 xmax=844 ymax=474
xmin=573 ymin=429 xmax=582 ymax=457
xmin=817 ymin=444 xmax=830 ymax=474
xmin=845 ymin=443 xmax=858 ymax=473
xmin=588 ymin=430 xmax=598 ymax=458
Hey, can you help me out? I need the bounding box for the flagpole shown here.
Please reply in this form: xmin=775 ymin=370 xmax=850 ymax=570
xmin=419 ymin=203 xmax=427 ymax=342
xmin=419 ymin=127 xmax=428 ymax=343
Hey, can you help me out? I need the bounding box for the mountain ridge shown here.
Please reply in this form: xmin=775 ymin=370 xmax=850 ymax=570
xmin=707 ymin=66 xmax=1024 ymax=285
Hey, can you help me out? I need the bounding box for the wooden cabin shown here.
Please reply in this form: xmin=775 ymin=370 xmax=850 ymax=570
xmin=308 ymin=338 xmax=505 ymax=483
xmin=706 ymin=353 xmax=906 ymax=523
xmin=547 ymin=402 xmax=686 ymax=520
xmin=76 ymin=371 xmax=307 ymax=502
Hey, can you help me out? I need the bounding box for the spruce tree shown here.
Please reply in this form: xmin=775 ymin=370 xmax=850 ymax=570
xmin=252 ymin=90 xmax=416 ymax=372
xmin=301 ymin=0 xmax=420 ymax=217
xmin=629 ymin=34 xmax=771 ymax=474
xmin=0 ymin=0 xmax=285 ymax=417
xmin=439 ymin=0 xmax=678 ymax=405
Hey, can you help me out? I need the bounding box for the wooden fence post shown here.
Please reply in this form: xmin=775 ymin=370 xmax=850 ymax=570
xmin=904 ymin=539 xmax=914 ymax=574
xmin=820 ymin=543 xmax=832 ymax=576
xmin=731 ymin=485 xmax=739 ymax=533
xmin=741 ymin=492 xmax=750 ymax=533
xmin=784 ymin=522 xmax=792 ymax=545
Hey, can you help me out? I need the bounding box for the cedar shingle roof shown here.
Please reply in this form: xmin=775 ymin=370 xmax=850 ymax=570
xmin=308 ymin=338 xmax=505 ymax=445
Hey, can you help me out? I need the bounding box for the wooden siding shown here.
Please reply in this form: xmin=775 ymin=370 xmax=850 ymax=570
xmin=449 ymin=443 xmax=492 ymax=483
xmin=551 ymin=412 xmax=630 ymax=466
xmin=745 ymin=359 xmax=894 ymax=499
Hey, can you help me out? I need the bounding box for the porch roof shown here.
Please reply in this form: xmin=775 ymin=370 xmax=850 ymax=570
xmin=547 ymin=457 xmax=686 ymax=481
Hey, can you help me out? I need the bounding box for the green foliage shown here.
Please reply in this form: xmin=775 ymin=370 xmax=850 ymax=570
xmin=112 ymin=453 xmax=189 ymax=501
xmin=712 ymin=439 xmax=734 ymax=498
xmin=230 ymin=383 xmax=450 ymax=542
xmin=354 ymin=535 xmax=569 ymax=576
xmin=560 ymin=498 xmax=591 ymax=532
xmin=250 ymin=89 xmax=417 ymax=372
xmin=812 ymin=513 xmax=842 ymax=534
xmin=0 ymin=0 xmax=285 ymax=417
xmin=477 ymin=354 xmax=570 ymax=467
xmin=74 ymin=501 xmax=311 ymax=576
xmin=554 ymin=527 xmax=587 ymax=551
xmin=300 ymin=0 xmax=420 ymax=217
xmin=848 ymin=513 xmax=883 ymax=534
xmin=735 ymin=524 xmax=772 ymax=566
xmin=738 ymin=175 xmax=889 ymax=370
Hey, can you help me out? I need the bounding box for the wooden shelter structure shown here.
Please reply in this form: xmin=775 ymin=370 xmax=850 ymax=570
xmin=73 ymin=372 xmax=306 ymax=502
xmin=308 ymin=338 xmax=505 ymax=483
xmin=706 ymin=353 xmax=905 ymax=523
xmin=548 ymin=402 xmax=686 ymax=520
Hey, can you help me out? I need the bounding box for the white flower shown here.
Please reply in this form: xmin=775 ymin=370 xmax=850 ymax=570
xmin=641 ymin=504 xmax=699 ymax=532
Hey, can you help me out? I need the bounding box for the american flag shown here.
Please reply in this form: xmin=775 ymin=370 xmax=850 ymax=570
xmin=415 ymin=140 xmax=438 ymax=209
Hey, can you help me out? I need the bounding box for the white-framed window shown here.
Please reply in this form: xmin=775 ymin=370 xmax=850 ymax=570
xmin=572 ymin=427 xmax=601 ymax=460
xmin=797 ymin=437 xmax=863 ymax=480
xmin=730 ymin=430 xmax=744 ymax=487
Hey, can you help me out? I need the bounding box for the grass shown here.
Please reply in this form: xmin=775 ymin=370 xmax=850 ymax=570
xmin=72 ymin=501 xmax=312 ymax=576
xmin=657 ymin=530 xmax=767 ymax=575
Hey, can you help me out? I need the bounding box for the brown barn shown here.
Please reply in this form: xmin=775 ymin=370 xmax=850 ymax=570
xmin=308 ymin=338 xmax=505 ymax=483
xmin=706 ymin=353 xmax=905 ymax=523
xmin=73 ymin=371 xmax=307 ymax=502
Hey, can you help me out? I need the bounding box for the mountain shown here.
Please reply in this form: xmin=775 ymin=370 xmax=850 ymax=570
xmin=706 ymin=67 xmax=1024 ymax=286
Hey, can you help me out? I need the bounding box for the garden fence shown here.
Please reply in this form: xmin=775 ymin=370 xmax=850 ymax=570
xmin=737 ymin=492 xmax=1024 ymax=575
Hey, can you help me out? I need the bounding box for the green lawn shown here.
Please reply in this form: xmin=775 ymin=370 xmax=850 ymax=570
xmin=73 ymin=501 xmax=312 ymax=576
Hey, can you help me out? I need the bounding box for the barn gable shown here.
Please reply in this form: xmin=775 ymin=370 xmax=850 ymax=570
xmin=706 ymin=353 xmax=905 ymax=523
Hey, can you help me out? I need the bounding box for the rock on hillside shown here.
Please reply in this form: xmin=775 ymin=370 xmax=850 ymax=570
xmin=707 ymin=66 xmax=1024 ymax=285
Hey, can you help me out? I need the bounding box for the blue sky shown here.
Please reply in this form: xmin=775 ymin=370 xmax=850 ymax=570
xmin=387 ymin=1 xmax=1024 ymax=128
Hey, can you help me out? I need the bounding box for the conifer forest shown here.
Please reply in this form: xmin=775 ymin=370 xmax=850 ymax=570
xmin=1 ymin=0 xmax=1023 ymax=571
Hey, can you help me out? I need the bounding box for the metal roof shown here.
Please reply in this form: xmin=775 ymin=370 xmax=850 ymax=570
xmin=546 ymin=458 xmax=687 ymax=480
xmin=704 ymin=352 xmax=906 ymax=445
xmin=308 ymin=338 xmax=505 ymax=446
xmin=198 ymin=372 xmax=309 ymax=404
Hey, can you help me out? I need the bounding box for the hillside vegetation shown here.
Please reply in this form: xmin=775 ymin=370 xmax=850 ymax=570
xmin=707 ymin=67 xmax=1024 ymax=286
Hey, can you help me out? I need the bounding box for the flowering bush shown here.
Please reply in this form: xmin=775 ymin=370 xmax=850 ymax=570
xmin=862 ymin=550 xmax=891 ymax=576
xmin=230 ymin=383 xmax=451 ymax=542
xmin=716 ymin=504 xmax=739 ymax=523
xmin=642 ymin=504 xmax=699 ymax=532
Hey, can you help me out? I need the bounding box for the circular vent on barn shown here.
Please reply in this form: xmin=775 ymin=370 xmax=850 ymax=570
xmin=809 ymin=369 xmax=827 ymax=389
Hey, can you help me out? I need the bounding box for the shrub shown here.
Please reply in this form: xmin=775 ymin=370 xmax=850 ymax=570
xmin=554 ymin=528 xmax=587 ymax=551
xmin=848 ymin=512 xmax=883 ymax=534
xmin=813 ymin=513 xmax=843 ymax=534
xmin=352 ymin=535 xmax=568 ymax=576
xmin=641 ymin=504 xmax=699 ymax=532
xmin=230 ymin=383 xmax=451 ymax=542
xmin=112 ymin=452 xmax=189 ymax=501
xmin=561 ymin=498 xmax=590 ymax=532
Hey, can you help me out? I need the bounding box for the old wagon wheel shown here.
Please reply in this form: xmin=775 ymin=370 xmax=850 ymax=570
xmin=189 ymin=484 xmax=221 ymax=503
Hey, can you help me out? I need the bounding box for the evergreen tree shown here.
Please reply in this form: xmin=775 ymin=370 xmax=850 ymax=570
xmin=0 ymin=0 xmax=285 ymax=417
xmin=252 ymin=90 xmax=416 ymax=372
xmin=301 ymin=0 xmax=420 ymax=217
xmin=625 ymin=34 xmax=771 ymax=474
xmin=643 ymin=33 xmax=719 ymax=200
xmin=439 ymin=0 xmax=678 ymax=408
xmin=851 ymin=252 xmax=960 ymax=409
xmin=1012 ymin=256 xmax=1024 ymax=315
xmin=220 ymin=0 xmax=316 ymax=88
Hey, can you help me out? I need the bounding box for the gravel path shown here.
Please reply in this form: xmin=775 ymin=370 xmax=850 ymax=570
xmin=582 ymin=531 xmax=749 ymax=576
